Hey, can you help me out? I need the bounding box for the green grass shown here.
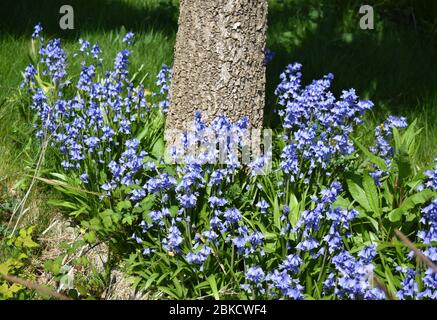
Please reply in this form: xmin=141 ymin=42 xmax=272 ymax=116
xmin=0 ymin=0 xmax=436 ymax=227
xmin=0 ymin=0 xmax=177 ymax=235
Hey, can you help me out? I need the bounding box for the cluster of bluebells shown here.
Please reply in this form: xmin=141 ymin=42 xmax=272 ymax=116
xmin=275 ymin=63 xmax=374 ymax=181
xmin=294 ymin=183 xmax=383 ymax=299
xmin=292 ymin=182 xmax=360 ymax=257
xmin=241 ymin=182 xmax=383 ymax=299
xmin=153 ymin=64 xmax=172 ymax=112
xmin=25 ymin=23 xmax=68 ymax=86
xmin=324 ymin=246 xmax=385 ymax=299
xmin=397 ymin=159 xmax=437 ymax=300
xmin=22 ymin=23 xmax=65 ymax=90
xmin=130 ymin=114 xmax=268 ymax=269
xmin=369 ymin=115 xmax=408 ymax=186
xmin=21 ymin=25 xmax=168 ymax=195
xmin=242 ymin=256 xmax=304 ymax=300
xmin=76 ymin=38 xmax=102 ymax=62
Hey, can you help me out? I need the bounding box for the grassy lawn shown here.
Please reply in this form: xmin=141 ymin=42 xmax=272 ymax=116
xmin=0 ymin=1 xmax=435 ymax=296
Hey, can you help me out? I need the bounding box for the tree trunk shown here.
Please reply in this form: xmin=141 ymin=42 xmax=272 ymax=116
xmin=165 ymin=0 xmax=268 ymax=136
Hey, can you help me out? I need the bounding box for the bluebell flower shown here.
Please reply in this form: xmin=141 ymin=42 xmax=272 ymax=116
xmin=369 ymin=115 xmax=409 ymax=185
xmin=101 ymin=182 xmax=116 ymax=193
xmin=232 ymin=235 xmax=246 ymax=253
xmin=275 ymin=63 xmax=373 ymax=179
xmin=329 ymin=250 xmax=384 ymax=299
xmin=39 ymin=38 xmax=67 ymax=82
xmin=256 ymin=199 xmax=269 ymax=214
xmin=396 ymin=267 xmax=419 ymax=299
xmin=32 ymin=23 xmax=43 ymax=39
xmin=385 ymin=115 xmax=408 ymax=129
xmin=264 ymin=48 xmax=275 ymax=65
xmin=162 ymin=221 xmax=183 ymax=253
xmin=358 ymin=244 xmax=377 ymax=264
xmin=21 ymin=64 xmax=37 ymax=88
xmin=114 ymin=49 xmax=130 ymax=77
xmin=80 ymin=173 xmax=89 ymax=184
xmin=224 ymin=208 xmax=242 ymax=224
xmin=425 ymin=160 xmax=437 ymax=191
xmin=279 ymin=254 xmax=302 ymax=273
xmin=149 ymin=210 xmax=163 ymax=224
xmin=209 ymin=215 xmax=223 ymax=230
xmin=77 ymin=64 xmax=95 ymax=91
xmin=296 ymin=235 xmax=319 ymax=251
xmin=202 ymin=229 xmax=218 ymax=241
xmin=130 ymin=188 xmax=146 ymax=201
xmin=79 ymin=38 xmax=90 ymax=52
xmin=131 ymin=232 xmax=143 ymax=244
xmin=246 ymin=266 xmax=265 ymax=286
xmin=248 ymin=231 xmax=264 ymax=247
xmin=208 ymin=196 xmax=228 ymax=208
xmin=179 ymin=193 xmax=197 ymax=209
xmin=146 ymin=173 xmax=177 ymax=193
xmin=122 ymin=32 xmax=134 ymax=45
xmin=84 ymin=136 xmax=100 ymax=149
xmin=266 ymin=269 xmax=304 ymax=299
xmin=91 ymin=44 xmax=102 ymax=60
xmin=154 ymin=64 xmax=172 ymax=112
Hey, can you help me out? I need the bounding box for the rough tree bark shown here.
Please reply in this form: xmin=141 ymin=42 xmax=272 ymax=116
xmin=165 ymin=0 xmax=268 ymax=136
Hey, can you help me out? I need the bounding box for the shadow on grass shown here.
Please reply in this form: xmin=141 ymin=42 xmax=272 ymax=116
xmin=0 ymin=0 xmax=178 ymax=38
xmin=265 ymin=0 xmax=437 ymax=125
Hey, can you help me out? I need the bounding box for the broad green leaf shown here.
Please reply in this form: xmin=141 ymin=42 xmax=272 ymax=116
xmin=388 ymin=189 xmax=437 ymax=222
xmin=363 ymin=172 xmax=381 ymax=217
xmin=387 ymin=209 xmax=402 ymax=222
xmin=157 ymin=286 xmax=179 ymax=299
xmin=156 ymin=271 xmax=172 ymax=285
xmin=353 ymin=138 xmax=388 ymax=171
xmin=89 ymin=217 xmax=103 ymax=231
xmin=333 ymin=195 xmax=351 ymax=209
xmin=169 ymin=205 xmax=179 ymax=217
xmin=194 ymin=280 xmax=210 ymax=290
xmin=392 ymin=127 xmax=402 ymax=154
xmin=264 ymin=241 xmax=277 ymax=254
xmin=382 ymin=180 xmax=394 ymax=207
xmin=102 ymin=215 xmax=113 ymax=229
xmin=288 ymin=193 xmax=300 ymax=227
xmin=144 ymin=273 xmax=160 ymax=291
xmin=19 ymin=234 xmax=39 ymax=249
xmin=172 ymin=277 xmax=184 ymax=298
xmin=273 ymin=196 xmax=281 ymax=230
xmin=122 ymin=214 xmax=134 ymax=225
xmin=141 ymin=195 xmax=155 ymax=212
xmin=207 ymin=275 xmax=220 ymax=300
xmin=49 ymin=172 xmax=68 ymax=181
xmin=70 ymin=206 xmax=88 ymax=217
xmin=347 ymin=179 xmax=371 ymax=212
xmin=117 ymin=200 xmax=132 ymax=211
xmin=151 ymin=137 xmax=165 ymax=157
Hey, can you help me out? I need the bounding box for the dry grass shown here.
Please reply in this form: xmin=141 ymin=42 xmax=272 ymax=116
xmin=34 ymin=212 xmax=147 ymax=299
